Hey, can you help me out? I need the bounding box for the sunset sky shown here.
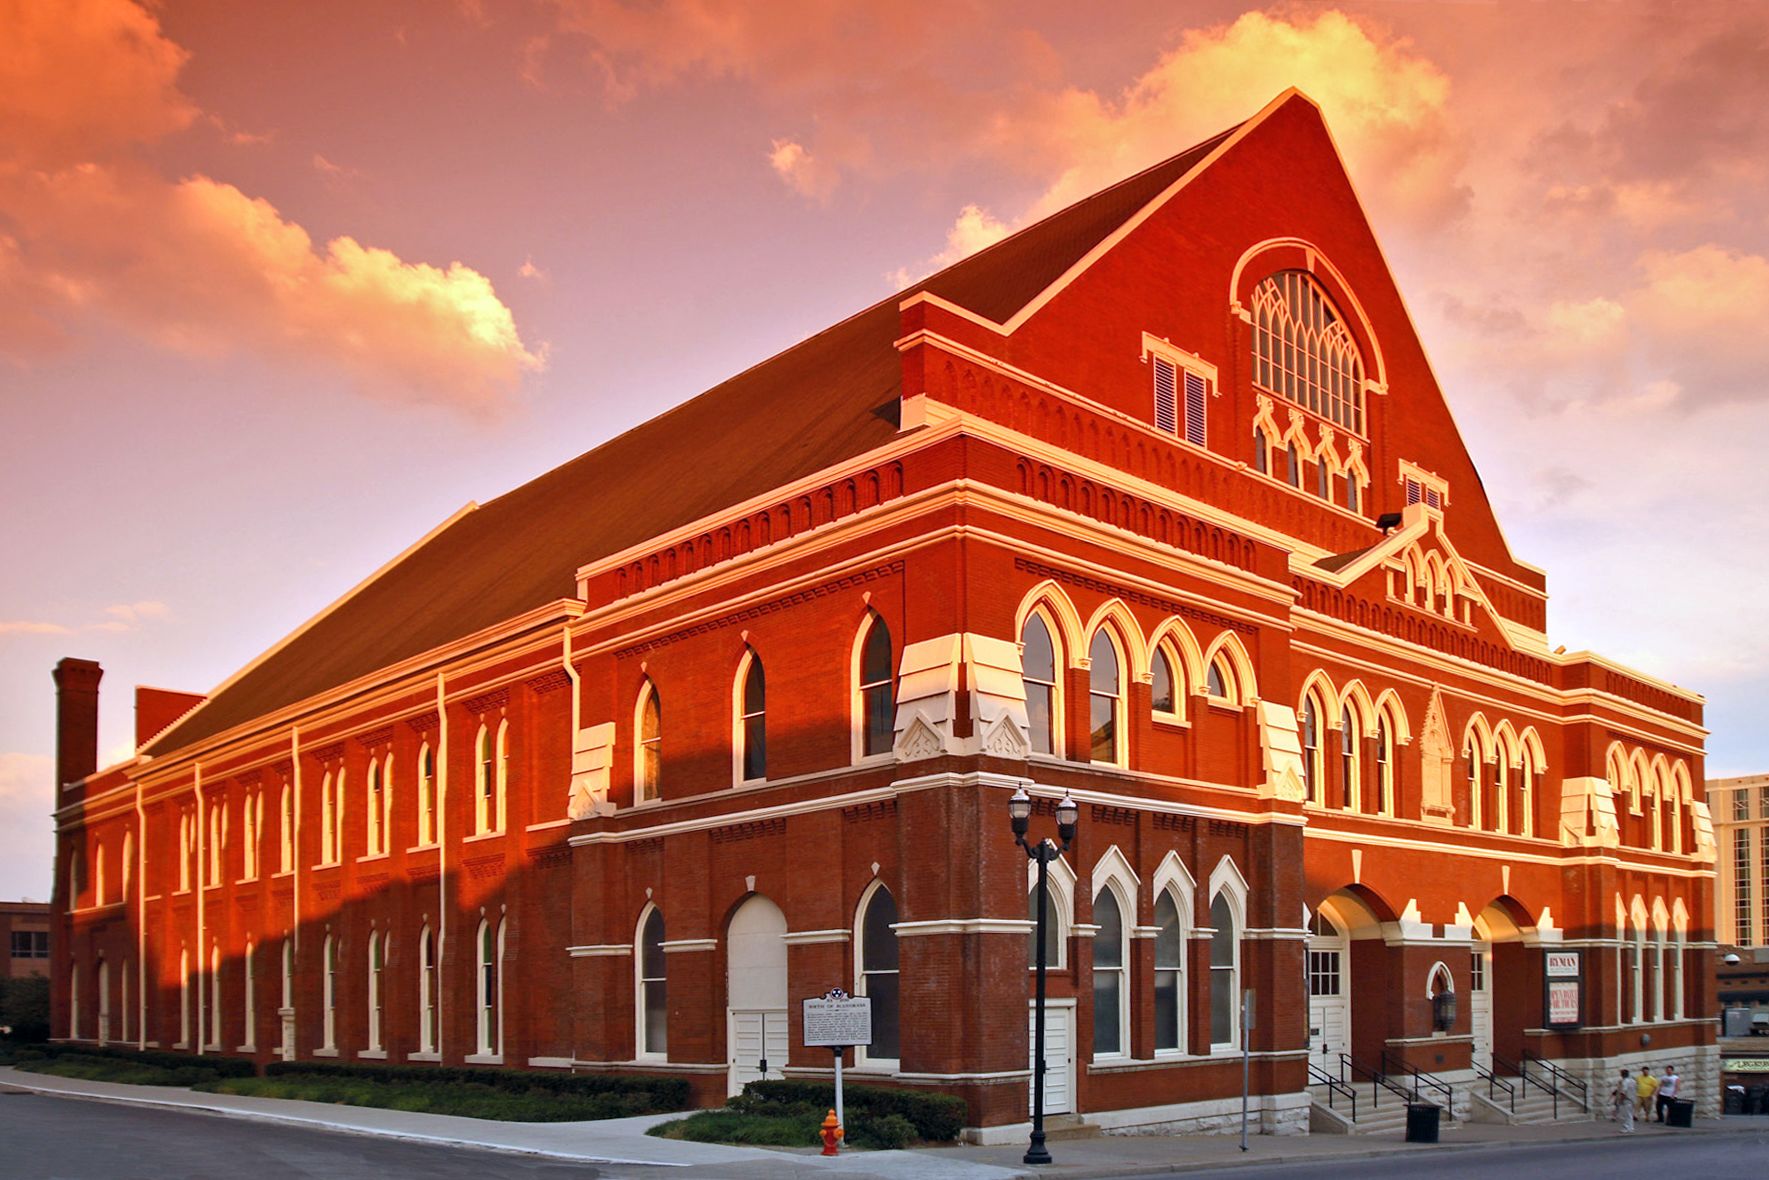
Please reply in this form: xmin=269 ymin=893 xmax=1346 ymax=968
xmin=3 ymin=0 xmax=1765 ymax=899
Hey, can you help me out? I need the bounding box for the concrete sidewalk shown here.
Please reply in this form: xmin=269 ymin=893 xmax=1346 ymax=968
xmin=1 ymin=1066 xmax=1759 ymax=1180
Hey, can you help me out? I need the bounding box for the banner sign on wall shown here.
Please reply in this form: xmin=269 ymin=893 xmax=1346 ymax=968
xmin=1544 ymin=949 xmax=1582 ymax=1028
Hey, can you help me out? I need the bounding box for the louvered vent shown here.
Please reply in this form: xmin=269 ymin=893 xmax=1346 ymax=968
xmin=1153 ymin=357 xmax=1178 ymax=434
xmin=1183 ymin=371 xmax=1207 ymax=446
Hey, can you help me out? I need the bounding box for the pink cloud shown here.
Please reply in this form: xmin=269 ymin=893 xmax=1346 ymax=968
xmin=0 ymin=0 xmax=543 ymax=414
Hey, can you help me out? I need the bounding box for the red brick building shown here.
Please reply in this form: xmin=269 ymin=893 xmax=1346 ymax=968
xmin=50 ymin=91 xmax=1716 ymax=1136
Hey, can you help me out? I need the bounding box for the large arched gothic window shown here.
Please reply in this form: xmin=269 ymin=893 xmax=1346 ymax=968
xmin=1376 ymin=714 xmax=1395 ymax=816
xmin=1092 ymin=887 xmax=1127 ymax=1057
xmin=1340 ymin=706 xmax=1359 ymax=812
xmin=1300 ymin=695 xmax=1321 ymax=804
xmin=1250 ymin=270 xmax=1366 ymax=434
xmin=1209 ymin=891 xmax=1241 ymax=1050
xmin=857 ymin=886 xmax=900 ymax=1064
xmin=1088 ymin=630 xmax=1123 ymax=765
xmin=1021 ymin=614 xmax=1059 ymax=756
xmin=419 ymin=926 xmax=438 ymax=1054
xmin=476 ymin=919 xmax=503 ymax=1057
xmin=636 ymin=680 xmax=662 ymax=803
xmin=856 ymin=613 xmax=895 ymax=758
xmin=1154 ymin=891 xmax=1187 ymax=1053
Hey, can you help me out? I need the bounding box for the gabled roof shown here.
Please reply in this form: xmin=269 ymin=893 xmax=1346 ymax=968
xmin=146 ymin=111 xmax=1252 ymax=757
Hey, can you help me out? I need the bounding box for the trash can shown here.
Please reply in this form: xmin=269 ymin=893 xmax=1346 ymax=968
xmin=1724 ymin=1088 xmax=1744 ymax=1115
xmin=1405 ymin=1103 xmax=1441 ymax=1143
xmin=1666 ymin=1098 xmax=1695 ymax=1128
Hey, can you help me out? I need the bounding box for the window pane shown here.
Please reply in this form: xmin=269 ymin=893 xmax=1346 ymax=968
xmin=861 ymin=617 xmax=892 ymax=684
xmin=1155 ymin=969 xmax=1179 ymax=1050
xmin=1027 ymin=685 xmax=1053 ymax=756
xmin=1093 ymin=890 xmax=1123 ymax=968
xmin=1211 ymin=968 xmax=1232 ymax=1044
xmin=1155 ymin=894 xmax=1182 ymax=968
xmin=1088 ymin=632 xmax=1119 ymax=694
xmin=1210 ymin=895 xmax=1234 ymax=966
xmin=1028 ymin=884 xmax=1060 ymax=967
xmin=644 ymin=980 xmax=668 ymax=1053
xmin=863 ymin=684 xmax=893 ymax=757
xmin=1093 ymin=969 xmax=1122 ymax=1055
xmin=863 ymin=889 xmax=899 ymax=971
xmin=865 ymin=971 xmax=900 ymax=1059
xmin=1022 ymin=616 xmax=1055 ymax=680
xmin=743 ymin=715 xmax=766 ymax=780
xmin=1152 ymin=651 xmax=1175 ymax=713
xmin=1090 ymin=695 xmax=1116 ymax=762
xmin=743 ymin=658 xmax=766 ymax=714
xmin=1207 ymin=661 xmax=1227 ymax=698
xmin=642 ymin=691 xmax=660 ymax=741
xmin=641 ymin=912 xmax=665 ymax=976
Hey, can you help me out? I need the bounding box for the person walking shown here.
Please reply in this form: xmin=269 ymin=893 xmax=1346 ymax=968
xmin=1636 ymin=1066 xmax=1658 ymax=1122
xmin=1656 ymin=1065 xmax=1680 ymax=1122
xmin=1613 ymin=1069 xmax=1635 ymax=1132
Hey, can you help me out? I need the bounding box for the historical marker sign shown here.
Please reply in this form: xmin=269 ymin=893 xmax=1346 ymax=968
xmin=804 ymin=991 xmax=872 ymax=1048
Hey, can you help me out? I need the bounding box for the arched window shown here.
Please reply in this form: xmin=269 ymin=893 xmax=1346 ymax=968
xmin=1092 ymin=887 xmax=1127 ymax=1058
xmin=1253 ymin=427 xmax=1269 ymax=475
xmin=476 ymin=919 xmax=503 ymax=1057
xmin=1672 ymin=927 xmax=1686 ymax=1020
xmin=1250 ymin=270 xmax=1367 ymax=434
xmin=737 ymin=651 xmax=766 ymax=783
xmin=322 ymin=934 xmax=337 ymax=1050
xmin=1493 ymin=755 xmax=1508 ymax=835
xmin=1630 ymin=919 xmax=1645 ymax=1024
xmin=281 ymin=940 xmax=294 ymax=1058
xmin=176 ymin=812 xmax=191 ymax=891
xmin=121 ymin=958 xmax=131 ymax=1044
xmin=207 ymin=804 xmax=222 ymax=886
xmin=856 ymin=613 xmax=895 ymax=758
xmin=366 ymin=758 xmax=384 ymax=856
xmin=1151 ymin=644 xmax=1179 ymax=717
xmin=637 ymin=908 xmax=667 ymax=1057
xmin=68 ymin=844 xmax=86 ymax=908
xmin=242 ymin=940 xmax=255 ymax=1051
xmin=368 ymin=931 xmax=386 ymax=1052
xmin=319 ymin=773 xmax=335 ymax=867
xmin=636 ymin=681 xmax=662 ymax=803
xmin=1340 ymin=705 xmax=1358 ymax=812
xmin=1088 ymin=630 xmax=1123 ymax=765
xmin=1465 ymin=741 xmax=1481 ymax=830
xmin=476 ymin=721 xmax=508 ymax=835
xmin=1154 ymin=891 xmax=1187 ymax=1053
xmin=1652 ymin=922 xmax=1667 ymax=1023
xmin=1317 ymin=458 xmax=1330 ymax=499
xmin=122 ymin=830 xmax=133 ymax=901
xmin=278 ymin=783 xmax=293 ymax=873
xmin=1285 ymin=443 xmax=1301 ymax=487
xmin=417 ymin=745 xmax=436 ymax=846
xmin=1021 ymin=614 xmax=1060 ymax=756
xmin=97 ymin=958 xmax=110 ymax=1045
xmin=1376 ymin=714 xmax=1394 ymax=816
xmin=1300 ymin=695 xmax=1320 ymax=804
xmin=94 ymin=842 xmax=106 ymax=907
xmin=419 ymin=926 xmax=439 ymax=1054
xmin=857 ymin=886 xmax=900 ymax=1065
xmin=1206 ymin=653 xmax=1236 ymax=705
xmin=1209 ymin=890 xmax=1241 ymax=1050
xmin=178 ymin=948 xmax=190 ymax=1046
xmin=207 ymin=945 xmax=222 ymax=1049
xmin=1518 ymin=746 xmax=1536 ymax=838
xmin=332 ymin=769 xmax=346 ymax=863
xmin=243 ymin=791 xmax=259 ymax=879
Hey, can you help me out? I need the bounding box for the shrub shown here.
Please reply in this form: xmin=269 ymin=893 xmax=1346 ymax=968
xmin=260 ymin=1060 xmax=687 ymax=1109
xmin=740 ymin=1079 xmax=965 ymax=1141
xmin=0 ymin=978 xmax=50 ymax=1043
xmin=198 ymin=1075 xmax=664 ymax=1122
xmin=849 ymin=1112 xmax=917 ymax=1151
xmin=22 ymin=1043 xmax=254 ymax=1079
xmin=649 ymin=1109 xmax=818 ymax=1146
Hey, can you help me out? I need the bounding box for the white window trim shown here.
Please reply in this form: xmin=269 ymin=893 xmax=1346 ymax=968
xmin=635 ymin=903 xmax=667 ymax=1061
xmin=733 ymin=649 xmax=766 ymax=786
xmin=853 ymin=879 xmax=899 ymax=1072
xmin=1089 ymin=878 xmax=1133 ymax=1062
xmin=1141 ymin=333 xmax=1218 ymax=447
xmin=1026 ymin=852 xmax=1076 ymax=972
xmin=1019 ymin=608 xmax=1066 ymax=759
xmin=1151 ymin=851 xmax=1196 ymax=1057
xmin=634 ymin=679 xmax=662 ymax=805
xmin=1207 ymin=856 xmax=1249 ymax=1054
xmin=850 ymin=612 xmax=896 ymax=766
xmin=1086 ymin=627 xmax=1129 ymax=770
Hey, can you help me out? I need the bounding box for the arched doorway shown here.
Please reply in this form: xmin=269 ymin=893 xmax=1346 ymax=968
xmin=1472 ymin=899 xmax=1532 ymax=1073
xmin=1308 ymin=888 xmax=1392 ymax=1069
xmin=726 ymin=894 xmax=788 ymax=1096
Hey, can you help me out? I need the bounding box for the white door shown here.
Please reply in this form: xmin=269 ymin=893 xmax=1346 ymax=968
xmin=1469 ymin=943 xmax=1492 ymax=1073
xmin=1028 ymin=1002 xmax=1074 ymax=1116
xmin=1307 ymin=915 xmax=1351 ymax=1069
xmin=727 ymin=894 xmax=789 ymax=1096
xmin=729 ymin=1008 xmax=790 ymax=1092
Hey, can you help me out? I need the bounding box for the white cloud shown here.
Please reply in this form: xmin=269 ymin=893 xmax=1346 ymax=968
xmin=0 ymin=753 xmax=54 ymax=901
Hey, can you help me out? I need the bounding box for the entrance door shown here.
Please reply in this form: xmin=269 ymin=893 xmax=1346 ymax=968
xmin=726 ymin=894 xmax=788 ymax=1096
xmin=1469 ymin=943 xmax=1492 ymax=1073
xmin=1307 ymin=911 xmax=1351 ymax=1069
xmin=1028 ymin=1001 xmax=1074 ymax=1116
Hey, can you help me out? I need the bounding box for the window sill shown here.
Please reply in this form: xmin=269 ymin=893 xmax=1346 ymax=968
xmin=405 ymin=843 xmax=439 ymax=855
xmin=237 ymin=1043 xmax=255 ymax=1053
xmin=462 ymin=830 xmax=506 ymax=845
xmin=311 ymin=862 xmax=340 ymax=872
xmin=313 ymin=1048 xmax=339 ymax=1058
xmin=464 ymin=1053 xmax=504 ymax=1065
xmin=1152 ymin=714 xmax=1191 ymax=730
xmin=408 ymin=1051 xmax=441 ymax=1062
xmin=272 ymin=870 xmax=294 ymax=879
xmin=356 ymin=852 xmax=390 ymax=864
xmin=849 ymin=753 xmax=894 ymax=770
xmin=234 ymin=877 xmax=259 ymax=887
xmin=358 ymin=1049 xmax=388 ymax=1060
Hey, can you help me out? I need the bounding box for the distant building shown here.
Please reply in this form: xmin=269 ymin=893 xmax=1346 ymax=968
xmin=51 ymin=90 xmax=1716 ymax=1134
xmin=1713 ymin=775 xmax=1769 ymax=951
xmin=2 ymin=901 xmax=50 ymax=981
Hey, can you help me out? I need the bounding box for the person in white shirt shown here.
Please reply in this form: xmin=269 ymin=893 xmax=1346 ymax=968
xmin=1656 ymin=1065 xmax=1680 ymax=1122
xmin=1612 ymin=1069 xmax=1635 ymax=1132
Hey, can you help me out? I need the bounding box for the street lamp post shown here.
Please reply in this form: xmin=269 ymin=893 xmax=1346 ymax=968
xmin=1010 ymin=783 xmax=1078 ymax=1167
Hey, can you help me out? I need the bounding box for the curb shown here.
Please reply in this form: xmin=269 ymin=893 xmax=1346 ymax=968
xmin=0 ymin=1071 xmax=697 ymax=1169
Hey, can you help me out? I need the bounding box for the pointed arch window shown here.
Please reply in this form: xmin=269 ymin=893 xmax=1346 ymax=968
xmin=1376 ymin=714 xmax=1395 ymax=816
xmin=1300 ymin=695 xmax=1320 ymax=804
xmin=737 ymin=651 xmax=767 ymax=783
xmin=332 ymin=769 xmax=346 ymax=863
xmin=1493 ymin=755 xmax=1509 ymax=835
xmin=1088 ymin=630 xmax=1123 ymax=765
xmin=1092 ymin=887 xmax=1127 ymax=1058
xmin=1317 ymin=458 xmax=1331 ymax=499
xmin=1250 ymin=270 xmax=1367 ymax=434
xmin=368 ymin=931 xmax=386 ymax=1052
xmin=207 ymin=803 xmax=223 ymax=886
xmin=177 ymin=947 xmax=189 ymax=1047
xmin=477 ymin=919 xmax=503 ymax=1057
xmin=242 ymin=940 xmax=255 ymax=1051
xmin=1154 ymin=891 xmax=1187 ymax=1053
xmin=1021 ymin=614 xmax=1059 ymax=757
xmin=318 ymin=774 xmax=335 ymax=867
xmin=205 ymin=946 xmax=222 ymax=1049
xmin=1345 ymin=472 xmax=1360 ymax=514
xmin=417 ymin=744 xmax=437 ymax=846
xmin=857 ymin=613 xmax=895 ymax=758
xmin=636 ymin=681 xmax=662 ymax=803
xmin=1285 ymin=443 xmax=1301 ymax=487
xmin=322 ymin=934 xmax=338 ymax=1050
xmin=1340 ymin=705 xmax=1359 ymax=811
xmin=280 ymin=940 xmax=294 ymax=1059
xmin=1206 ymin=653 xmax=1237 ymax=705
xmin=366 ymin=758 xmax=385 ymax=856
xmin=857 ymin=886 xmax=900 ymax=1064
xmin=1151 ymin=643 xmax=1179 ymax=717
xmin=94 ymin=842 xmax=106 ymax=907
xmin=278 ymin=782 xmax=293 ymax=873
xmin=419 ymin=926 xmax=439 ymax=1054
xmin=637 ymin=908 xmax=667 ymax=1058
xmin=1253 ymin=427 xmax=1269 ymax=475
xmin=97 ymin=958 xmax=110 ymax=1045
xmin=1465 ymin=741 xmax=1481 ymax=830
xmin=1209 ymin=890 xmax=1241 ymax=1050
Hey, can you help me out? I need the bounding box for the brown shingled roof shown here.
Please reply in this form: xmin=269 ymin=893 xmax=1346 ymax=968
xmin=147 ymin=117 xmax=1245 ymax=755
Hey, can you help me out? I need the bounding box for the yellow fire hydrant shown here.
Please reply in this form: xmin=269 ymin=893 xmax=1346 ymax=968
xmin=819 ymin=1108 xmax=844 ymax=1155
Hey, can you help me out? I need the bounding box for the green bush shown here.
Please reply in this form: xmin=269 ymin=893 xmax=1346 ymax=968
xmin=199 ymin=1075 xmax=665 ymax=1122
xmin=17 ymin=1051 xmax=231 ymax=1087
xmin=261 ymin=1060 xmax=687 ymax=1109
xmin=0 ymin=978 xmax=50 ymax=1043
xmin=849 ymin=1112 xmax=917 ymax=1151
xmin=741 ymin=1079 xmax=965 ymax=1141
xmin=24 ymin=1043 xmax=254 ymax=1078
xmin=649 ymin=1109 xmax=819 ymax=1146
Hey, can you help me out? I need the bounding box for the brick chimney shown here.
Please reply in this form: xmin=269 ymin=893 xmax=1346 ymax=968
xmin=52 ymin=657 xmax=103 ymax=789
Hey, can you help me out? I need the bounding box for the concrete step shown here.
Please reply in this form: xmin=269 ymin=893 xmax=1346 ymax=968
xmin=1308 ymin=1085 xmax=1430 ymax=1135
xmin=1469 ymin=1083 xmax=1595 ymax=1125
xmin=1039 ymin=1113 xmax=1103 ymax=1141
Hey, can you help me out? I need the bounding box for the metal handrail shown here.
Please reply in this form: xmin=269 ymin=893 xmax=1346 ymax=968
xmin=1495 ymin=1051 xmax=1559 ymax=1118
xmin=1522 ymin=1051 xmax=1590 ymax=1113
xmin=1472 ymin=1060 xmax=1516 ymax=1113
xmin=1340 ymin=1053 xmax=1411 ymax=1108
xmin=1309 ymin=1060 xmax=1359 ymax=1122
xmin=1380 ymin=1048 xmax=1454 ymax=1109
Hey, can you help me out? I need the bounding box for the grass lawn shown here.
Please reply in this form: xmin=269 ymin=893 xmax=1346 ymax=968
xmin=195 ymin=1075 xmax=668 ymax=1122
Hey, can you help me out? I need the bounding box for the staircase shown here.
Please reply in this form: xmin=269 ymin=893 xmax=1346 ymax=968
xmin=1308 ymin=1054 xmax=1452 ymax=1136
xmin=1470 ymin=1053 xmax=1594 ymax=1125
xmin=1308 ymin=1083 xmax=1417 ymax=1135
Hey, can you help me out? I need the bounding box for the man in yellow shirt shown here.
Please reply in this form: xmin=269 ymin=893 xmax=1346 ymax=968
xmin=1636 ymin=1066 xmax=1658 ymax=1119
